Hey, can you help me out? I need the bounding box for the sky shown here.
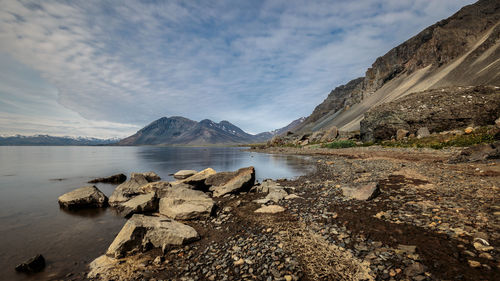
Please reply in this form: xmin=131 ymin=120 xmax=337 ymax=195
xmin=0 ymin=0 xmax=476 ymax=138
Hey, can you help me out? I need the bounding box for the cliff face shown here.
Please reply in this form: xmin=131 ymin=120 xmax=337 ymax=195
xmin=295 ymin=0 xmax=500 ymax=134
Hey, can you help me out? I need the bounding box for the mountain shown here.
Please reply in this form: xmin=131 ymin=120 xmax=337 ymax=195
xmin=118 ymin=116 xmax=307 ymax=146
xmin=295 ymin=0 xmax=500 ymax=134
xmin=118 ymin=116 xmax=259 ymax=145
xmin=252 ymin=117 xmax=307 ymax=141
xmin=0 ymin=135 xmax=118 ymax=146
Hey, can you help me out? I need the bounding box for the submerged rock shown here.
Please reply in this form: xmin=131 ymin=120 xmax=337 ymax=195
xmin=159 ymin=187 xmax=214 ymax=220
xmin=106 ymin=214 xmax=199 ymax=258
xmin=58 ymin=185 xmax=108 ymax=209
xmin=15 ymin=254 xmax=45 ymax=273
xmin=109 ymin=172 xmax=160 ymax=205
xmin=173 ymin=170 xmax=197 ymax=180
xmin=88 ymin=173 xmax=127 ymax=184
xmin=212 ymin=167 xmax=255 ymax=197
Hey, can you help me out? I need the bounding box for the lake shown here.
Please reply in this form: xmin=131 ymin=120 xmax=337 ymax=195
xmin=0 ymin=146 xmax=312 ymax=280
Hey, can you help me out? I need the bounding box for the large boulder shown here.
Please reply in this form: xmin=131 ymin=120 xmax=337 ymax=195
xmin=342 ymin=182 xmax=380 ymax=201
xmin=109 ymin=172 xmax=160 ymax=205
xmin=88 ymin=173 xmax=127 ymax=184
xmin=116 ymin=193 xmax=157 ymax=217
xmin=320 ymin=126 xmax=339 ymax=142
xmin=173 ymin=170 xmax=197 ymax=180
xmin=106 ymin=214 xmax=199 ymax=258
xmin=159 ymin=187 xmax=214 ymax=220
xmin=212 ymin=167 xmax=255 ymax=197
xmin=58 ymin=186 xmax=108 ymax=209
xmin=181 ymin=168 xmax=216 ymax=189
xmin=205 ymin=171 xmax=238 ymax=187
xmin=361 ymin=86 xmax=500 ymax=142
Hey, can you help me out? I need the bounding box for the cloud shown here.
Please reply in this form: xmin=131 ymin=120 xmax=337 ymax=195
xmin=0 ymin=0 xmax=475 ymax=136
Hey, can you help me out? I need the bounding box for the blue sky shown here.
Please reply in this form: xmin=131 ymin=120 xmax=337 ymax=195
xmin=0 ymin=0 xmax=475 ymax=138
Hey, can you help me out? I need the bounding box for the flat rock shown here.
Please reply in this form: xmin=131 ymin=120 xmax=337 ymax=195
xmin=88 ymin=173 xmax=127 ymax=184
xmin=15 ymin=254 xmax=45 ymax=273
xmin=255 ymin=205 xmax=285 ymax=214
xmin=181 ymin=168 xmax=216 ymax=189
xmin=212 ymin=167 xmax=255 ymax=197
xmin=173 ymin=170 xmax=197 ymax=180
xmin=342 ymin=182 xmax=380 ymax=201
xmin=106 ymin=214 xmax=199 ymax=258
xmin=159 ymin=187 xmax=214 ymax=220
xmin=116 ymin=193 xmax=157 ymax=217
xmin=58 ymin=185 xmax=108 ymax=209
xmin=109 ymin=172 xmax=160 ymax=205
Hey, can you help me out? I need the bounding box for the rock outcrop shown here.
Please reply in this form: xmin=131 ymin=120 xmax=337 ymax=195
xmin=58 ymin=186 xmax=108 ymax=209
xmin=360 ymin=86 xmax=500 ymax=142
xmin=159 ymin=187 xmax=214 ymax=220
xmin=212 ymin=167 xmax=255 ymax=197
xmin=106 ymin=214 xmax=199 ymax=258
xmin=109 ymin=172 xmax=161 ymax=205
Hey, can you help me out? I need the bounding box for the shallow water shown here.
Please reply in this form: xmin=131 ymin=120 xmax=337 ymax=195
xmin=0 ymin=146 xmax=312 ymax=280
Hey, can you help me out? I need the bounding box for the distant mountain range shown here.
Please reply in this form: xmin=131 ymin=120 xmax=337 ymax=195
xmin=0 ymin=135 xmax=119 ymax=146
xmin=294 ymin=0 xmax=500 ymax=134
xmin=118 ymin=116 xmax=305 ymax=146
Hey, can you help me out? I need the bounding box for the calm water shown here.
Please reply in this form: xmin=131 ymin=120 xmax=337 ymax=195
xmin=0 ymin=146 xmax=312 ymax=280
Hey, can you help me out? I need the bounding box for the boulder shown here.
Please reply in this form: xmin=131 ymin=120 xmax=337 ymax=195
xmin=58 ymin=186 xmax=108 ymax=209
xmin=205 ymin=171 xmax=238 ymax=187
xmin=309 ymin=131 xmax=324 ymax=143
xmin=181 ymin=168 xmax=216 ymax=189
xmin=396 ymin=129 xmax=409 ymax=140
xmin=15 ymin=254 xmax=45 ymax=273
xmin=106 ymin=214 xmax=199 ymax=258
xmin=255 ymin=205 xmax=285 ymax=214
xmin=254 ymin=179 xmax=280 ymax=193
xmin=159 ymin=188 xmax=214 ymax=220
xmin=137 ymin=181 xmax=171 ymax=197
xmin=87 ymin=255 xmax=117 ymax=280
xmin=109 ymin=172 xmax=160 ymax=205
xmin=416 ymin=127 xmax=430 ymax=139
xmin=265 ymin=187 xmax=288 ymax=203
xmin=173 ymin=170 xmax=197 ymax=180
xmin=116 ymin=193 xmax=157 ymax=217
xmin=320 ymin=126 xmax=339 ymax=142
xmin=212 ymin=167 xmax=255 ymax=197
xmin=88 ymin=173 xmax=127 ymax=184
xmin=342 ymin=182 xmax=380 ymax=201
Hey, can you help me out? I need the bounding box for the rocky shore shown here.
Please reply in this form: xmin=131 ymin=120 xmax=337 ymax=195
xmin=52 ymin=144 xmax=499 ymax=280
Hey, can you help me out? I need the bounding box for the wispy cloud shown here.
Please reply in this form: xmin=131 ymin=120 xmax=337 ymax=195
xmin=0 ymin=0 xmax=475 ymax=136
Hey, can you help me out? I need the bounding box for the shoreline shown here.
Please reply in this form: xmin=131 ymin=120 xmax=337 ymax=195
xmin=84 ymin=146 xmax=499 ymax=280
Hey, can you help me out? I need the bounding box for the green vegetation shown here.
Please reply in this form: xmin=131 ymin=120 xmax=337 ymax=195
xmin=322 ymin=140 xmax=357 ymax=149
xmin=381 ymin=127 xmax=497 ymax=149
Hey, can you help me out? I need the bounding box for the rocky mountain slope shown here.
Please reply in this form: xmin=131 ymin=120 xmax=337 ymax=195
xmin=0 ymin=135 xmax=118 ymax=146
xmin=118 ymin=116 xmax=306 ymax=146
xmin=295 ymin=0 xmax=500 ymax=134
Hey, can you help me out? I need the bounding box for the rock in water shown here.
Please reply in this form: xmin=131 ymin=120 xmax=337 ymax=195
xmin=116 ymin=193 xmax=157 ymax=217
xmin=159 ymin=187 xmax=214 ymax=220
xmin=106 ymin=214 xmax=199 ymax=258
xmin=88 ymin=173 xmax=127 ymax=184
xmin=15 ymin=254 xmax=45 ymax=273
xmin=255 ymin=205 xmax=285 ymax=214
xmin=212 ymin=167 xmax=255 ymax=197
xmin=173 ymin=170 xmax=197 ymax=180
xmin=109 ymin=172 xmax=160 ymax=205
xmin=342 ymin=182 xmax=380 ymax=201
xmin=58 ymin=186 xmax=108 ymax=209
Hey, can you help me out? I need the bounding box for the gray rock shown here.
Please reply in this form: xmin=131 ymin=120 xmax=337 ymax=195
xmin=342 ymin=182 xmax=380 ymax=201
xmin=213 ymin=167 xmax=255 ymax=197
xmin=265 ymin=188 xmax=288 ymax=203
xmin=416 ymin=127 xmax=430 ymax=138
xmin=106 ymin=214 xmax=199 ymax=258
xmin=159 ymin=187 xmax=214 ymax=220
xmin=15 ymin=254 xmax=45 ymax=273
xmin=116 ymin=192 xmax=157 ymax=217
xmin=109 ymin=172 xmax=160 ymax=205
xmin=173 ymin=170 xmax=197 ymax=180
xmin=58 ymin=185 xmax=108 ymax=209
